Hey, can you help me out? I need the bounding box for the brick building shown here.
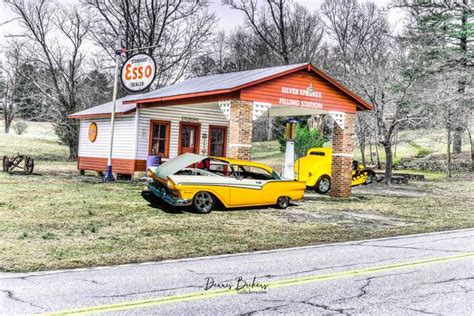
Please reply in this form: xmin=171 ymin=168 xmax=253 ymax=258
xmin=70 ymin=63 xmax=372 ymax=197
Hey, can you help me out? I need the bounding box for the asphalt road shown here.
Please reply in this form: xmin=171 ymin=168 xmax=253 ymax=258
xmin=1 ymin=229 xmax=473 ymax=315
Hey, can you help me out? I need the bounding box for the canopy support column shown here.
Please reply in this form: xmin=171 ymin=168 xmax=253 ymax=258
xmin=228 ymin=100 xmax=253 ymax=160
xmin=330 ymin=113 xmax=356 ymax=197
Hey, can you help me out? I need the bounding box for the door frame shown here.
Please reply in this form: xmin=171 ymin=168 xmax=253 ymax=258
xmin=208 ymin=125 xmax=228 ymax=157
xmin=178 ymin=121 xmax=201 ymax=155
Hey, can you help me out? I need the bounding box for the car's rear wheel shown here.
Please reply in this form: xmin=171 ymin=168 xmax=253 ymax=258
xmin=276 ymin=196 xmax=290 ymax=209
xmin=193 ymin=191 xmax=215 ymax=214
xmin=315 ymin=175 xmax=331 ymax=194
xmin=364 ymin=171 xmax=375 ymax=185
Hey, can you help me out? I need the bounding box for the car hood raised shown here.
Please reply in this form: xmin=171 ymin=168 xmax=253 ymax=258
xmin=149 ymin=153 xmax=207 ymax=179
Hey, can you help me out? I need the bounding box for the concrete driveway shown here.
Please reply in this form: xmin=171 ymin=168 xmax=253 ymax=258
xmin=1 ymin=229 xmax=473 ymax=315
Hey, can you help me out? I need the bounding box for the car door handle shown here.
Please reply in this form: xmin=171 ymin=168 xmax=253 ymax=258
xmin=256 ymin=181 xmax=262 ymax=184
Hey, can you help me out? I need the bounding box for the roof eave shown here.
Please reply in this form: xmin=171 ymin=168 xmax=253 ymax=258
xmin=68 ymin=111 xmax=135 ymax=119
xmin=308 ymin=64 xmax=373 ymax=111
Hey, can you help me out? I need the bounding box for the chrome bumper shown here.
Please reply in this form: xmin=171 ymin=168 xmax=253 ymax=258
xmin=148 ymin=184 xmax=192 ymax=207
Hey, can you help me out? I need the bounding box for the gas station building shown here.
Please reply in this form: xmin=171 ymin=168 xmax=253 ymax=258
xmin=69 ymin=63 xmax=372 ymax=197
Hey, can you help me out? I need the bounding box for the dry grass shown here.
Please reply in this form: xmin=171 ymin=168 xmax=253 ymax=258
xmin=1 ymin=170 xmax=473 ymax=272
xmin=1 ymin=121 xmax=473 ymax=272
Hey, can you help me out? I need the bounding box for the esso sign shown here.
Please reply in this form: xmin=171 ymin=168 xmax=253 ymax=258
xmin=121 ymin=53 xmax=156 ymax=92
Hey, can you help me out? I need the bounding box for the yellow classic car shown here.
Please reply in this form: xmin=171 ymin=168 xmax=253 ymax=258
xmin=295 ymin=148 xmax=376 ymax=194
xmin=147 ymin=153 xmax=306 ymax=213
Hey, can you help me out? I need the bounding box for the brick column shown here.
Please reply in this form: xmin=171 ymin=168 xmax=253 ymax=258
xmin=330 ymin=113 xmax=356 ymax=197
xmin=228 ymin=100 xmax=253 ymax=160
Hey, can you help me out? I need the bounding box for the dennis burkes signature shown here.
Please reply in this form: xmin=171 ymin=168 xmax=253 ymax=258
xmin=204 ymin=276 xmax=268 ymax=294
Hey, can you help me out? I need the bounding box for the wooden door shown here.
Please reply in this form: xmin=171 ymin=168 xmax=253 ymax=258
xmin=179 ymin=123 xmax=200 ymax=155
xmin=208 ymin=126 xmax=227 ymax=157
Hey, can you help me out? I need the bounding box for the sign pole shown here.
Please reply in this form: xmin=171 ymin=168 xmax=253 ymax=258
xmin=103 ymin=25 xmax=122 ymax=182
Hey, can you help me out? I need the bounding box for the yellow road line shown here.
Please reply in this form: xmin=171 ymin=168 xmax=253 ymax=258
xmin=45 ymin=252 xmax=474 ymax=316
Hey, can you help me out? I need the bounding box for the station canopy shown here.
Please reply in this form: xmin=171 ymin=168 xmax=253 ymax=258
xmin=69 ymin=63 xmax=372 ymax=120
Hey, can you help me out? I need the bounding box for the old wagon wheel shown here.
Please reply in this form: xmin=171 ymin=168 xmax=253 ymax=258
xmin=24 ymin=156 xmax=34 ymax=174
xmin=2 ymin=156 xmax=10 ymax=172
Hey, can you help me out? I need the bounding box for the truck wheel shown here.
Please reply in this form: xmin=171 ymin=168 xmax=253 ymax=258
xmin=315 ymin=175 xmax=331 ymax=194
xmin=276 ymin=196 xmax=290 ymax=209
xmin=193 ymin=191 xmax=215 ymax=214
xmin=364 ymin=171 xmax=376 ymax=185
xmin=2 ymin=156 xmax=9 ymax=172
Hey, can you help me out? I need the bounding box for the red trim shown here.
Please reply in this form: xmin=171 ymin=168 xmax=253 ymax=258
xmin=208 ymin=125 xmax=228 ymax=157
xmin=136 ymin=92 xmax=240 ymax=107
xmin=148 ymin=120 xmax=171 ymax=158
xmin=77 ymin=156 xmax=135 ymax=175
xmin=178 ymin=122 xmax=201 ymax=155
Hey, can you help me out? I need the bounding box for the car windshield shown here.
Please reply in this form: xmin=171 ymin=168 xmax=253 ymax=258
xmin=233 ymin=165 xmax=279 ymax=180
xmin=195 ymin=158 xmax=234 ymax=177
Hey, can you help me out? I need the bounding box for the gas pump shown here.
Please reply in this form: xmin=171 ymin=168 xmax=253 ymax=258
xmin=281 ymin=118 xmax=297 ymax=180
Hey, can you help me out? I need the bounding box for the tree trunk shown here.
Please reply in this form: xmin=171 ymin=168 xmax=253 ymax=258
xmin=369 ymin=141 xmax=374 ymax=165
xmin=393 ymin=130 xmax=398 ymax=157
xmin=453 ymin=1 xmax=468 ymax=155
xmin=447 ymin=128 xmax=452 ymax=178
xmin=375 ymin=143 xmax=381 ymax=170
xmin=68 ymin=140 xmax=78 ymax=161
xmin=383 ymin=143 xmax=393 ymax=185
xmin=4 ymin=118 xmax=11 ymax=134
xmin=467 ymin=129 xmax=474 ymax=172
xmin=267 ymin=118 xmax=273 ymax=141
xmin=453 ymin=127 xmax=463 ymax=154
xmin=360 ymin=143 xmax=366 ymax=166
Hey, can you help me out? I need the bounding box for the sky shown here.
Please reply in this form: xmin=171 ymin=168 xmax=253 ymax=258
xmin=0 ymin=0 xmax=402 ymax=65
xmin=0 ymin=0 xmax=398 ymax=39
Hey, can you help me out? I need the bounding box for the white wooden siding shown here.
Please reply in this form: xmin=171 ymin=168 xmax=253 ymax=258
xmin=78 ymin=116 xmax=136 ymax=159
xmin=137 ymin=103 xmax=229 ymax=160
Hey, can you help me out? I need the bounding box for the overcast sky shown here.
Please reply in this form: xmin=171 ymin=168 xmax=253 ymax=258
xmin=0 ymin=0 xmax=398 ymax=36
xmin=0 ymin=0 xmax=400 ymax=59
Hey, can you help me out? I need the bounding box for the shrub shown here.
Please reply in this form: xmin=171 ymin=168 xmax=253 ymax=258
xmin=279 ymin=123 xmax=326 ymax=156
xmin=13 ymin=121 xmax=28 ymax=135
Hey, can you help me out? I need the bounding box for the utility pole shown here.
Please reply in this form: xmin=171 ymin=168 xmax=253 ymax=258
xmin=103 ymin=25 xmax=123 ymax=182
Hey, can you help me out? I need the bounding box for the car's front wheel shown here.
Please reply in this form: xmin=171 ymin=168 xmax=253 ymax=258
xmin=276 ymin=196 xmax=290 ymax=209
xmin=193 ymin=191 xmax=215 ymax=214
xmin=315 ymin=175 xmax=331 ymax=194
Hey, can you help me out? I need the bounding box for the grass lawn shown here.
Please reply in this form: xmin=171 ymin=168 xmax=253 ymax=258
xmin=1 ymin=171 xmax=473 ymax=272
xmin=1 ymin=121 xmax=473 ymax=272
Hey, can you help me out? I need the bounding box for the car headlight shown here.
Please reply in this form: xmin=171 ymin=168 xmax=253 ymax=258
xmin=167 ymin=179 xmax=175 ymax=190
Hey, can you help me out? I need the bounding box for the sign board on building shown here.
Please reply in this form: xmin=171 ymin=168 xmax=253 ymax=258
xmin=88 ymin=122 xmax=98 ymax=142
xmin=279 ymin=83 xmax=323 ymax=109
xmin=121 ymin=53 xmax=156 ymax=92
xmin=181 ymin=116 xmax=200 ymax=123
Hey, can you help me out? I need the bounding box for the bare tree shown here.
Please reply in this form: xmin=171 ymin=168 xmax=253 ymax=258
xmin=82 ymin=0 xmax=216 ymax=87
xmin=0 ymin=41 xmax=24 ymax=133
xmin=226 ymin=0 xmax=324 ymax=65
xmin=5 ymin=0 xmax=92 ymax=159
xmin=322 ymin=0 xmax=430 ymax=183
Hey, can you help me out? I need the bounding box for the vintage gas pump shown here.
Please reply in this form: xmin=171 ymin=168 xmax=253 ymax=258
xmin=282 ymin=118 xmax=297 ymax=179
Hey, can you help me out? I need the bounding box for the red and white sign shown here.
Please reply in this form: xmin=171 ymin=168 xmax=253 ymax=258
xmin=121 ymin=53 xmax=156 ymax=92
